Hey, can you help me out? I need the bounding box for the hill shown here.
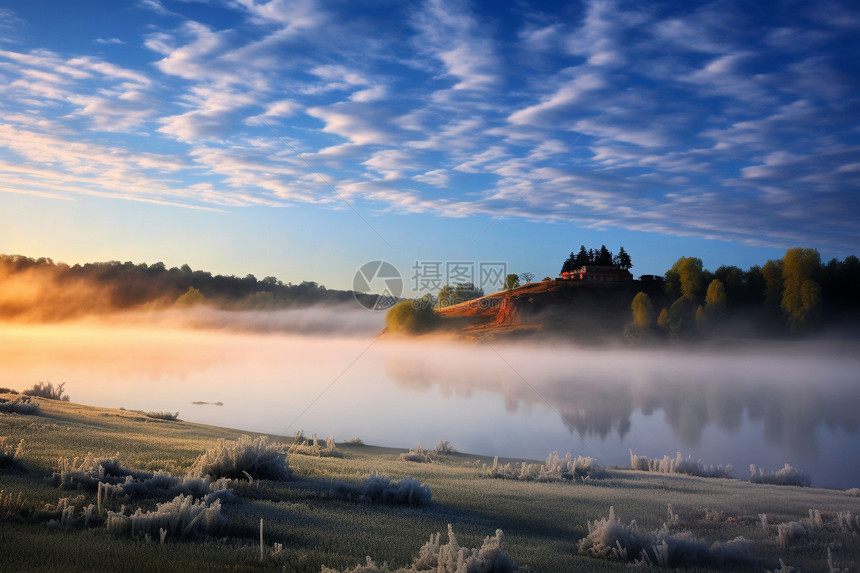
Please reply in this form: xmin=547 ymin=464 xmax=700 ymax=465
xmin=435 ymin=279 xmax=666 ymax=342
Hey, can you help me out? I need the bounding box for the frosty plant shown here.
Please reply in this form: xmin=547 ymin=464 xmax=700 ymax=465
xmin=187 ymin=435 xmax=291 ymax=481
xmin=578 ymin=506 xmax=753 ymax=567
xmin=288 ymin=432 xmax=341 ymax=457
xmin=750 ymin=463 xmax=811 ymax=487
xmin=485 ymin=451 xmax=605 ymax=482
xmin=629 ymin=450 xmax=732 ymax=478
xmin=321 ymin=524 xmax=518 ymax=573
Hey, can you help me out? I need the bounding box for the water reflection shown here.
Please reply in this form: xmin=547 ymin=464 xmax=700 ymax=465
xmin=2 ymin=320 xmax=859 ymax=488
xmin=385 ymin=342 xmax=860 ymax=460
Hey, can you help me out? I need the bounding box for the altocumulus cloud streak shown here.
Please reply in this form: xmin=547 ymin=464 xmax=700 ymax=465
xmin=0 ymin=0 xmax=858 ymax=249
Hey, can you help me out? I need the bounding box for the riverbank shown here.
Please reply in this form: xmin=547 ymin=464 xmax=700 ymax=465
xmin=2 ymin=396 xmax=859 ymax=572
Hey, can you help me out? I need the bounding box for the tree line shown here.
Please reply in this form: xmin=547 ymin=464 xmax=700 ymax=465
xmin=627 ymin=248 xmax=860 ymax=340
xmin=561 ymin=245 xmax=632 ymax=274
xmin=0 ymin=254 xmax=367 ymax=321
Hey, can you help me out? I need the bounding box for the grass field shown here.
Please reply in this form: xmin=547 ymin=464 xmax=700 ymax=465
xmin=2 ymin=393 xmax=859 ymax=572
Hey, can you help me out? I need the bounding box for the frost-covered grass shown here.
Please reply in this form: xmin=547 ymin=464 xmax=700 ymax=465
xmin=578 ymin=505 xmax=753 ymax=567
xmin=288 ymin=432 xmax=343 ymax=458
xmin=3 ymin=397 xmax=860 ymax=572
xmin=629 ymin=450 xmax=733 ymax=478
xmin=0 ymin=394 xmax=40 ymax=415
xmin=321 ymin=525 xmax=517 ymax=573
xmin=750 ymin=463 xmax=811 ymax=487
xmin=485 ymin=451 xmax=605 ymax=482
xmin=143 ymin=411 xmax=181 ymax=421
xmin=106 ymin=494 xmax=226 ymax=540
xmin=187 ymin=434 xmax=292 ymax=481
xmin=0 ymin=437 xmax=27 ymax=471
xmin=22 ymin=381 xmax=70 ymax=401
xmin=328 ymin=472 xmax=432 ymax=507
xmin=400 ymin=441 xmax=455 ymax=463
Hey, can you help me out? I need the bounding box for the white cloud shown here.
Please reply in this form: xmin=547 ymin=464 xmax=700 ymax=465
xmin=411 ymin=0 xmax=500 ymax=91
xmin=233 ymin=0 xmax=325 ymax=35
xmin=306 ymin=102 xmax=400 ymax=146
xmin=508 ymin=72 xmax=605 ymax=126
xmin=414 ymin=169 xmax=449 ymax=187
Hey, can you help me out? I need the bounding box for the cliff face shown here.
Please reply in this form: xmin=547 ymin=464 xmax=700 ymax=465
xmin=492 ymin=296 xmax=520 ymax=326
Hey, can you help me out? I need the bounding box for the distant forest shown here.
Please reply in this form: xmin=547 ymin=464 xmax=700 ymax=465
xmin=0 ymin=255 xmax=369 ymax=321
xmin=628 ymin=248 xmax=860 ymax=340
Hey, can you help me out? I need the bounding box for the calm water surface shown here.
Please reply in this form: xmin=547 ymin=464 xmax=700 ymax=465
xmin=3 ymin=313 xmax=858 ymax=490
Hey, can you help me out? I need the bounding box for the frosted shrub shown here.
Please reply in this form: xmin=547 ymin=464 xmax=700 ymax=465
xmin=767 ymin=509 xmax=858 ymax=551
xmin=96 ymin=471 xmax=235 ymax=507
xmin=330 ymin=473 xmax=432 ymax=507
xmin=578 ymin=506 xmax=753 ymax=567
xmin=144 ymin=411 xmax=180 ymax=421
xmin=0 ymin=490 xmax=26 ymax=519
xmin=188 ymin=435 xmax=292 ymax=481
xmin=750 ymin=463 xmax=811 ymax=487
xmin=321 ymin=524 xmax=518 ymax=573
xmin=776 ymin=521 xmax=807 ymax=549
xmin=485 ymin=451 xmax=604 ymax=482
xmin=106 ymin=494 xmax=225 ymax=540
xmin=766 ymin=559 xmax=798 ymax=573
xmin=401 ymin=441 xmax=457 ymax=463
xmin=51 ymin=454 xmax=150 ymax=490
xmin=0 ymin=438 xmax=26 ymax=471
xmin=288 ymin=433 xmax=342 ymax=458
xmin=629 ymin=450 xmax=732 ymax=478
xmin=23 ymin=381 xmax=70 ymax=401
xmin=0 ymin=395 xmax=40 ymax=415
xmin=435 ymin=440 xmax=456 ymax=455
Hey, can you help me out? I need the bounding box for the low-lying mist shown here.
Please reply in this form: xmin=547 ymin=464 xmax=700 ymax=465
xmin=2 ymin=308 xmax=859 ymax=489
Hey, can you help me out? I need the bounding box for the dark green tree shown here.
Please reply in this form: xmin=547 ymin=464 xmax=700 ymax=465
xmin=503 ymin=274 xmax=520 ymax=290
xmin=596 ymin=245 xmax=613 ymax=266
xmin=614 ymin=246 xmax=632 ymax=270
xmin=574 ymin=245 xmax=590 ymax=268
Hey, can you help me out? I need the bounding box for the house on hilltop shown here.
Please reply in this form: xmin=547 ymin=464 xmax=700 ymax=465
xmin=559 ymin=264 xmax=633 ymax=282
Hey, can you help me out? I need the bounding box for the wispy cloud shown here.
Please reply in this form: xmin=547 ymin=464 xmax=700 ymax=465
xmin=0 ymin=0 xmax=856 ymax=252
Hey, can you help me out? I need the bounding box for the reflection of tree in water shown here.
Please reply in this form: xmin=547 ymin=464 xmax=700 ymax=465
xmin=385 ymin=350 xmax=860 ymax=459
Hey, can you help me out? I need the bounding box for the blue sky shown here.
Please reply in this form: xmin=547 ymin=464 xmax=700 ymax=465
xmin=0 ymin=0 xmax=857 ymax=294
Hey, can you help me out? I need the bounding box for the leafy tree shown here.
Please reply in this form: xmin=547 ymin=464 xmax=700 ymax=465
xmin=762 ymin=259 xmax=783 ymax=310
xmin=453 ymin=282 xmax=483 ymax=301
xmin=666 ymin=257 xmax=704 ymax=300
xmin=704 ymin=279 xmax=727 ymax=319
xmin=614 ymin=246 xmax=632 ymax=270
xmin=385 ymin=297 xmax=436 ymax=334
xmin=175 ymin=286 xmax=205 ymax=306
xmin=519 ymin=272 xmax=535 ymax=284
xmin=503 ymin=273 xmax=520 ymax=290
xmin=781 ymin=247 xmax=821 ymax=331
xmin=695 ymin=304 xmax=706 ymax=325
xmin=436 ymin=283 xmax=483 ymax=308
xmin=657 ymin=308 xmax=669 ymax=328
xmin=712 ymin=266 xmax=743 ymax=306
xmin=631 ymin=292 xmax=654 ymax=328
xmin=667 ymin=296 xmax=698 ymax=340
